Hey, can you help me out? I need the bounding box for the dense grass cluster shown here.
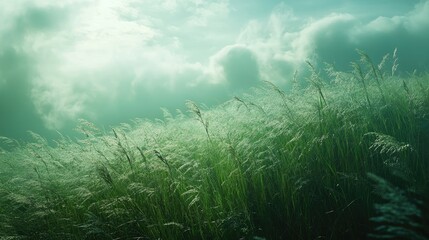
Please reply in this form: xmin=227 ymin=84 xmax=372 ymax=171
xmin=1 ymin=51 xmax=428 ymax=239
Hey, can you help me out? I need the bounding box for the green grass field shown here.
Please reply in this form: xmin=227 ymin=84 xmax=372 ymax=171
xmin=1 ymin=51 xmax=428 ymax=239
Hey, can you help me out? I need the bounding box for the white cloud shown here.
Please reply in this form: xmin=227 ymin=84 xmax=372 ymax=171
xmin=293 ymin=13 xmax=354 ymax=59
xmin=405 ymin=0 xmax=429 ymax=32
xmin=31 ymin=77 xmax=88 ymax=129
xmin=2 ymin=0 xmax=429 ymax=134
xmin=21 ymin=1 xmax=155 ymax=128
xmin=345 ymin=0 xmax=429 ymax=60
xmin=356 ymin=1 xmax=429 ymax=37
xmin=161 ymin=0 xmax=179 ymax=12
xmin=363 ymin=16 xmax=404 ymax=33
xmin=186 ymin=0 xmax=230 ymax=27
xmin=230 ymin=1 xmax=429 ymax=86
xmin=9 ymin=0 xmax=237 ymax=129
xmin=233 ymin=5 xmax=355 ymax=85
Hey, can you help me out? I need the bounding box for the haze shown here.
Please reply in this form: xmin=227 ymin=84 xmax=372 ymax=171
xmin=1 ymin=0 xmax=428 ymax=141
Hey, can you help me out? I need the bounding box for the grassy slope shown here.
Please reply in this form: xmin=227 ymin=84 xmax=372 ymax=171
xmin=0 ymin=53 xmax=428 ymax=239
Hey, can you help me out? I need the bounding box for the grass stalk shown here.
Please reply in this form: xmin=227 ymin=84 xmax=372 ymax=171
xmin=186 ymin=100 xmax=212 ymax=142
xmin=352 ymin=62 xmax=372 ymax=108
xmin=306 ymin=61 xmax=328 ymax=107
xmin=357 ymin=49 xmax=386 ymax=102
xmin=0 ymin=51 xmax=428 ymax=239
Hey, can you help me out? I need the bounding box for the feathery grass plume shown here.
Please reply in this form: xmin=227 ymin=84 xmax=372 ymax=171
xmin=161 ymin=107 xmax=174 ymax=124
xmin=365 ymin=132 xmax=413 ymax=156
xmin=263 ymin=80 xmax=294 ymax=119
xmin=357 ymin=49 xmax=381 ymax=82
xmin=154 ymin=149 xmax=173 ymax=178
xmin=0 ymin=136 xmax=21 ymax=151
xmin=377 ymin=53 xmax=390 ymax=81
xmin=392 ymin=48 xmax=399 ymax=77
xmin=234 ymin=95 xmax=266 ymax=116
xmin=324 ymin=62 xmax=346 ymax=84
xmin=233 ymin=96 xmax=250 ymax=111
xmin=357 ymin=49 xmax=386 ymax=102
xmin=352 ymin=61 xmax=372 ymax=108
xmin=306 ymin=60 xmax=327 ymax=107
xmin=181 ymin=188 xmax=200 ymax=209
xmin=175 ymin=108 xmax=186 ymax=120
xmin=365 ymin=132 xmax=416 ymax=181
xmin=75 ymin=118 xmax=102 ymax=138
xmin=402 ymin=78 xmax=411 ymax=96
xmin=97 ymin=165 xmax=114 ymax=186
xmin=292 ymin=69 xmax=299 ymax=90
xmin=27 ymin=131 xmax=48 ymax=146
xmin=385 ymin=49 xmax=409 ymax=97
xmin=112 ymin=128 xmax=134 ymax=170
xmin=25 ymin=133 xmax=53 ymax=174
xmin=1 ymin=50 xmax=428 ymax=239
xmin=136 ymin=146 xmax=147 ymax=163
xmin=186 ymin=100 xmax=211 ymax=142
xmin=367 ymin=173 xmax=429 ymax=240
xmin=247 ymin=100 xmax=267 ymax=115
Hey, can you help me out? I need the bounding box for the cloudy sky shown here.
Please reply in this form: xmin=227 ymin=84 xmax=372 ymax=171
xmin=1 ymin=0 xmax=428 ymax=141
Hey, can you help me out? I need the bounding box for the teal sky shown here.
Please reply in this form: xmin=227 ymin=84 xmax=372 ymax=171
xmin=1 ymin=0 xmax=428 ymax=141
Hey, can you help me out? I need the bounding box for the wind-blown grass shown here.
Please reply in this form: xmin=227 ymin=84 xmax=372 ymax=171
xmin=0 ymin=50 xmax=428 ymax=239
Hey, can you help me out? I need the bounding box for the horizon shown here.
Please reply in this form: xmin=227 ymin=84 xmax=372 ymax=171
xmin=1 ymin=0 xmax=429 ymax=141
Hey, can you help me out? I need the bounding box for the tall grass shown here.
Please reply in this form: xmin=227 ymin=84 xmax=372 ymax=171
xmin=0 ymin=50 xmax=428 ymax=239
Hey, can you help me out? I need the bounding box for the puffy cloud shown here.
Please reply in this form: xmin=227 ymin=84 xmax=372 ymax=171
xmin=233 ymin=0 xmax=429 ymax=87
xmin=333 ymin=0 xmax=429 ymax=71
xmin=0 ymin=0 xmax=236 ymax=135
xmin=1 ymin=0 xmax=429 ymax=140
xmin=0 ymin=1 xmax=74 ymax=139
xmin=209 ymin=45 xmax=260 ymax=91
xmin=316 ymin=0 xmax=429 ymax=71
xmin=0 ymin=48 xmax=44 ymax=140
xmin=235 ymin=6 xmax=355 ymax=85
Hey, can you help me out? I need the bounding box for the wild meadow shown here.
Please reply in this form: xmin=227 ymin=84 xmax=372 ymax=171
xmin=0 ymin=50 xmax=428 ymax=239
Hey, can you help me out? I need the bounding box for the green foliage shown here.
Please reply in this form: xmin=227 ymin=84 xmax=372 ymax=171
xmin=368 ymin=173 xmax=429 ymax=240
xmin=0 ymin=50 xmax=428 ymax=239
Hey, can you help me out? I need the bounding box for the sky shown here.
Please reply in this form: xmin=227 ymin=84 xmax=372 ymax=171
xmin=1 ymin=0 xmax=428 ymax=141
